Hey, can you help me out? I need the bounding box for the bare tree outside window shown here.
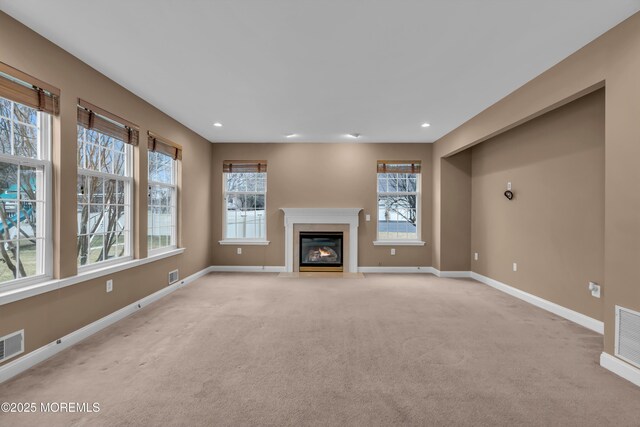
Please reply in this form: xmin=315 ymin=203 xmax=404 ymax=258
xmin=0 ymin=97 xmax=48 ymax=284
xmin=377 ymin=171 xmax=419 ymax=240
xmin=77 ymin=126 xmax=130 ymax=266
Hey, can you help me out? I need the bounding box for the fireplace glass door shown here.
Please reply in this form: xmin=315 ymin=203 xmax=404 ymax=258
xmin=299 ymin=232 xmax=343 ymax=272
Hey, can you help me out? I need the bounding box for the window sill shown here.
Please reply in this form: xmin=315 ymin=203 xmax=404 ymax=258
xmin=219 ymin=240 xmax=270 ymax=246
xmin=149 ymin=245 xmax=178 ymax=257
xmin=373 ymin=240 xmax=426 ymax=246
xmin=0 ymin=248 xmax=185 ymax=307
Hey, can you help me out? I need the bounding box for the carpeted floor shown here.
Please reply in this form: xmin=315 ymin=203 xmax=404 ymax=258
xmin=1 ymin=273 xmax=640 ymax=426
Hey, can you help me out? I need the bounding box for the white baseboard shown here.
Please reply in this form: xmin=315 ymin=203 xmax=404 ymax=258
xmin=432 ymin=269 xmax=472 ymax=278
xmin=208 ymin=265 xmax=286 ymax=273
xmin=358 ymin=266 xmax=435 ymax=274
xmin=0 ymin=267 xmax=210 ymax=384
xmin=470 ymin=272 xmax=604 ymax=334
xmin=600 ymin=352 xmax=640 ymax=387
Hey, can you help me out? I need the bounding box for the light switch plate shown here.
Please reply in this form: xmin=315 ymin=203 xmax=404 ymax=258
xmin=474 ymin=252 xmax=478 ymax=261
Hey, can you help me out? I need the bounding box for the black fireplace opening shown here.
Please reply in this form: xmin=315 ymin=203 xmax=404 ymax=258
xmin=299 ymin=231 xmax=344 ymax=272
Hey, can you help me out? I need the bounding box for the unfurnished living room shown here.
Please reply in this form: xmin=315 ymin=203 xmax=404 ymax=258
xmin=1 ymin=1 xmax=640 ymax=426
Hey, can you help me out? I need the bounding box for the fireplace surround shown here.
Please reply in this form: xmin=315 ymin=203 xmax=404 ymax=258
xmin=281 ymin=208 xmax=362 ymax=273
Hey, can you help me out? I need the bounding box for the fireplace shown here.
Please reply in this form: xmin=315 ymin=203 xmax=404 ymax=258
xmin=299 ymin=232 xmax=344 ymax=272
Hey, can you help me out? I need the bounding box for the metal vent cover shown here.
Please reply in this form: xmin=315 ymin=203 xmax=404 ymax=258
xmin=616 ymin=305 xmax=640 ymax=369
xmin=0 ymin=330 xmax=24 ymax=362
xmin=168 ymin=269 xmax=179 ymax=285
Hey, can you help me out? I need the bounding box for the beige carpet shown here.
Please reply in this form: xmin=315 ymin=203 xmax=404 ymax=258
xmin=1 ymin=273 xmax=639 ymax=426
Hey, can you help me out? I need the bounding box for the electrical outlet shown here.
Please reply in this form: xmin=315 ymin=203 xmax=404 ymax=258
xmin=106 ymin=279 xmax=113 ymax=293
xmin=365 ymin=214 xmax=371 ymax=222
xmin=588 ymin=282 xmax=601 ymax=298
xmin=390 ymin=248 xmax=396 ymax=256
xmin=507 ymin=181 xmax=512 ymax=191
xmin=474 ymin=252 xmax=479 ymax=261
xmin=512 ymin=262 xmax=518 ymax=272
xmin=237 ymin=247 xmax=242 ymax=255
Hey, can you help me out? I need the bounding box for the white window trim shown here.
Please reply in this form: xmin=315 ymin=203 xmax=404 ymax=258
xmin=0 ymin=109 xmax=53 ymax=290
xmin=218 ymin=239 xmax=270 ymax=246
xmin=373 ymin=240 xmax=425 ymax=246
xmin=376 ymin=171 xmax=423 ymax=243
xmin=77 ymin=128 xmax=134 ymax=271
xmin=222 ymin=172 xmax=268 ymax=242
xmin=148 ymin=152 xmax=178 ymax=255
xmin=0 ymin=247 xmax=185 ymax=307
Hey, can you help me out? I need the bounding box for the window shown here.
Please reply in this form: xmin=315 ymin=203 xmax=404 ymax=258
xmin=376 ymin=161 xmax=421 ymax=242
xmin=77 ymin=101 xmax=138 ymax=268
xmin=0 ymin=96 xmax=51 ymax=286
xmin=222 ymin=161 xmax=267 ymax=241
xmin=147 ymin=132 xmax=180 ymax=253
xmin=0 ymin=66 xmax=57 ymax=288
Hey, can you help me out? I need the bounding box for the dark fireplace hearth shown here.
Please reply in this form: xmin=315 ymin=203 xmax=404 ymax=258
xmin=299 ymin=231 xmax=343 ymax=272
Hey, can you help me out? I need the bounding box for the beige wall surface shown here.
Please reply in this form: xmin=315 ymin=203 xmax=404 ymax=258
xmin=0 ymin=12 xmax=213 ymax=364
xmin=211 ymin=143 xmax=432 ymax=267
xmin=432 ymin=12 xmax=640 ymax=354
xmin=440 ymin=151 xmax=471 ymax=272
xmin=471 ymin=89 xmax=605 ymax=320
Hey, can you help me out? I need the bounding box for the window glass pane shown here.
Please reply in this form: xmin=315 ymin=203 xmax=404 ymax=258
xmin=13 ymin=122 xmax=38 ymax=158
xmin=77 ymin=175 xmax=87 ymax=204
xmin=113 ymin=150 xmax=124 ymax=176
xmin=17 ymin=239 xmax=39 ymax=277
xmin=77 ymin=235 xmax=88 ymax=265
xmin=0 ymin=118 xmax=11 ymax=154
xmin=101 ymin=147 xmax=113 ymax=174
xmin=18 ymin=201 xmax=40 ymax=240
xmin=149 ymin=151 xmax=174 ymax=184
xmin=0 ymin=98 xmax=10 ymax=118
xmin=14 ymin=103 xmax=37 ymax=126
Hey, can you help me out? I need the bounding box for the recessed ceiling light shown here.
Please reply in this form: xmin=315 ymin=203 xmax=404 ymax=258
xmin=421 ymin=123 xmax=431 ymax=128
xmin=347 ymin=133 xmax=361 ymax=138
xmin=285 ymin=133 xmax=298 ymax=138
xmin=213 ymin=122 xmax=223 ymax=127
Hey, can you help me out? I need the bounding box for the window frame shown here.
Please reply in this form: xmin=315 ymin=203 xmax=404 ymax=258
xmin=147 ymin=150 xmax=178 ymax=255
xmin=374 ymin=168 xmax=425 ymax=246
xmin=220 ymin=171 xmax=269 ymax=245
xmin=0 ymin=101 xmax=53 ymax=291
xmin=76 ymin=126 xmax=134 ymax=271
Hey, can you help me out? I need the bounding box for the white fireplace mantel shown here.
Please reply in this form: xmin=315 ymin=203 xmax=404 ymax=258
xmin=281 ymin=208 xmax=362 ymax=272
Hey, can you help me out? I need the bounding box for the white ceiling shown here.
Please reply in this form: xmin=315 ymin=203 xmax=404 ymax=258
xmin=1 ymin=1 xmax=639 ymax=143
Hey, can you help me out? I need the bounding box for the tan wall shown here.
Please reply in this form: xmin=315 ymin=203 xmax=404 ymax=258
xmin=440 ymin=151 xmax=472 ymax=272
xmin=471 ymin=89 xmax=605 ymax=320
xmin=432 ymin=12 xmax=640 ymax=354
xmin=0 ymin=12 xmax=213 ymax=364
xmin=211 ymin=143 xmax=432 ymax=267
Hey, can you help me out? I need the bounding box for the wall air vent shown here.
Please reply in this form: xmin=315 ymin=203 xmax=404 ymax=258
xmin=169 ymin=269 xmax=179 ymax=285
xmin=615 ymin=306 xmax=640 ymax=369
xmin=0 ymin=330 xmax=24 ymax=363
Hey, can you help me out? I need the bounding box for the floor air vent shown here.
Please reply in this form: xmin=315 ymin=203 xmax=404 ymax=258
xmin=616 ymin=306 xmax=640 ymax=369
xmin=0 ymin=330 xmax=24 ymax=362
xmin=169 ymin=269 xmax=179 ymax=285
